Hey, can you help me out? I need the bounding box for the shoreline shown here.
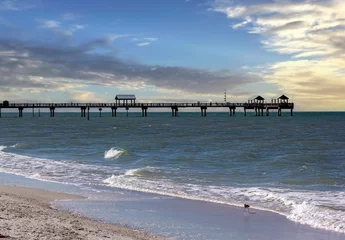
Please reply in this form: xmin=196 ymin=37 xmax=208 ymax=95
xmin=0 ymin=185 xmax=168 ymax=240
xmin=1 ymin=174 xmax=345 ymax=239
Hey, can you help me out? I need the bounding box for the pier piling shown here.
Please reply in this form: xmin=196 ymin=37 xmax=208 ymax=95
xmin=111 ymin=107 xmax=117 ymax=117
xmin=18 ymin=107 xmax=23 ymax=117
xmin=200 ymin=107 xmax=207 ymax=117
xmin=80 ymin=107 xmax=86 ymax=117
xmin=49 ymin=107 xmax=55 ymax=117
xmin=141 ymin=107 xmax=148 ymax=117
xmin=171 ymin=107 xmax=178 ymax=117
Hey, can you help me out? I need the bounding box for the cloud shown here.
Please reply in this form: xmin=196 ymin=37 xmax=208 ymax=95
xmin=212 ymin=0 xmax=345 ymax=57
xmin=212 ymin=0 xmax=345 ymax=110
xmin=40 ymin=20 xmax=61 ymax=29
xmin=132 ymin=37 xmax=158 ymax=47
xmin=0 ymin=38 xmax=259 ymax=100
xmin=0 ymin=0 xmax=34 ymax=11
xmin=137 ymin=42 xmax=150 ymax=47
xmin=38 ymin=19 xmax=87 ymax=36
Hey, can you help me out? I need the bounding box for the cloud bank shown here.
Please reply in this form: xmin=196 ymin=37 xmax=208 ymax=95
xmin=212 ymin=0 xmax=345 ymax=110
xmin=0 ymin=37 xmax=259 ymax=101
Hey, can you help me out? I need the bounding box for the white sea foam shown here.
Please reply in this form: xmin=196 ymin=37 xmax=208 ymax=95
xmin=1 ymin=143 xmax=345 ymax=233
xmin=30 ymin=173 xmax=41 ymax=179
xmin=0 ymin=148 xmax=120 ymax=186
xmin=104 ymin=148 xmax=123 ymax=159
xmin=0 ymin=145 xmax=7 ymax=151
xmin=103 ymin=169 xmax=345 ymax=233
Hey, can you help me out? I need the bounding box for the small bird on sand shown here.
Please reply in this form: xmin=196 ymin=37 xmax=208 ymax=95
xmin=244 ymin=204 xmax=250 ymax=212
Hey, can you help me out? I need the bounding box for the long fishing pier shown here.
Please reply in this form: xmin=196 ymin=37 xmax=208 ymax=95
xmin=0 ymin=98 xmax=294 ymax=118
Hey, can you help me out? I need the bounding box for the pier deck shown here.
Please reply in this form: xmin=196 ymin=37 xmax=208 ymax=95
xmin=0 ymin=102 xmax=294 ymax=118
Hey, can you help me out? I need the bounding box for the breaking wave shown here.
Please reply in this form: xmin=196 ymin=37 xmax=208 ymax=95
xmin=103 ymin=168 xmax=345 ymax=233
xmin=104 ymin=148 xmax=124 ymax=159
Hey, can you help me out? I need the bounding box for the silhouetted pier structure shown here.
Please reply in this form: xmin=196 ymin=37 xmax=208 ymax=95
xmin=0 ymin=95 xmax=294 ymax=119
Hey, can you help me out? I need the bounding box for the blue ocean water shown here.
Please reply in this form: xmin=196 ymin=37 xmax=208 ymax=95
xmin=1 ymin=111 xmax=345 ymax=233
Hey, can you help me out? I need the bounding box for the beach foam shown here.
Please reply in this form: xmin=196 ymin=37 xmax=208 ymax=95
xmin=104 ymin=148 xmax=124 ymax=159
xmin=1 ymin=145 xmax=345 ymax=233
xmin=103 ymin=170 xmax=345 ymax=233
xmin=0 ymin=145 xmax=120 ymax=185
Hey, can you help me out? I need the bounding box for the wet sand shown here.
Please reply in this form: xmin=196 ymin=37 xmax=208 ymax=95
xmin=0 ymin=185 xmax=168 ymax=240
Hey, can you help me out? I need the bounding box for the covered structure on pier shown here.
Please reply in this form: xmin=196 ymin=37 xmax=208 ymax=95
xmin=248 ymin=95 xmax=265 ymax=104
xmin=115 ymin=94 xmax=136 ymax=105
xmin=271 ymin=95 xmax=289 ymax=104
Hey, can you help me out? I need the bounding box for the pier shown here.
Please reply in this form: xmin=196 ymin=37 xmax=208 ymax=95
xmin=0 ymin=95 xmax=294 ymax=119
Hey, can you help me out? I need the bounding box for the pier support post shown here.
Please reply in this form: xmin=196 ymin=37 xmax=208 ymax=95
xmin=88 ymin=107 xmax=90 ymax=120
xmin=32 ymin=107 xmax=34 ymax=117
xmin=99 ymin=108 xmax=102 ymax=117
xmin=126 ymin=107 xmax=129 ymax=117
xmin=200 ymin=107 xmax=207 ymax=117
xmin=278 ymin=107 xmax=282 ymax=117
xmin=81 ymin=107 xmax=86 ymax=117
xmin=266 ymin=108 xmax=269 ymax=116
xmin=229 ymin=107 xmax=236 ymax=117
xmin=244 ymin=108 xmax=246 ymax=116
xmin=142 ymin=107 xmax=148 ymax=117
xmin=255 ymin=107 xmax=257 ymax=116
xmin=261 ymin=108 xmax=264 ymax=116
xmin=291 ymin=108 xmax=293 ymax=116
xmin=49 ymin=107 xmax=55 ymax=117
xmin=171 ymin=107 xmax=178 ymax=117
xmin=111 ymin=107 xmax=117 ymax=117
xmin=18 ymin=107 xmax=23 ymax=117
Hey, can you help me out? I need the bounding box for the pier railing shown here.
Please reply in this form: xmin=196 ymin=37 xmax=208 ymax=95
xmin=0 ymin=102 xmax=294 ymax=108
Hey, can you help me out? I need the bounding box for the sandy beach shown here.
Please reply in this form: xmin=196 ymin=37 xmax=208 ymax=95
xmin=0 ymin=185 xmax=168 ymax=240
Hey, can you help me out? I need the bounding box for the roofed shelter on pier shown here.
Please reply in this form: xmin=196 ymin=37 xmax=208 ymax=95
xmin=271 ymin=95 xmax=289 ymax=104
xmin=115 ymin=95 xmax=136 ymax=105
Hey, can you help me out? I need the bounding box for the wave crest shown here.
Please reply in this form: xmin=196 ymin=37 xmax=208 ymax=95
xmin=104 ymin=148 xmax=124 ymax=159
xmin=0 ymin=145 xmax=7 ymax=151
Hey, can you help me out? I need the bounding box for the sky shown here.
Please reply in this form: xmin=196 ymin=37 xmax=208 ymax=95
xmin=0 ymin=0 xmax=344 ymax=111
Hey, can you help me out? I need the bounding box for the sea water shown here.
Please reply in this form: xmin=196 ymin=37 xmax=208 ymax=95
xmin=1 ymin=111 xmax=345 ymax=234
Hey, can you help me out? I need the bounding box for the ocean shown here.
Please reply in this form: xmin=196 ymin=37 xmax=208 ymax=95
xmin=1 ymin=111 xmax=345 ymax=236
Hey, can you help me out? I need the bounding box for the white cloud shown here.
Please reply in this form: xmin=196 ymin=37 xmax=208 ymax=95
xmin=38 ymin=19 xmax=87 ymax=36
xmin=60 ymin=24 xmax=87 ymax=36
xmin=137 ymin=42 xmax=150 ymax=47
xmin=143 ymin=37 xmax=158 ymax=41
xmin=108 ymin=34 xmax=131 ymax=42
xmin=212 ymin=0 xmax=345 ymax=58
xmin=212 ymin=0 xmax=345 ymax=110
xmin=132 ymin=37 xmax=158 ymax=47
xmin=0 ymin=0 xmax=34 ymax=11
xmin=40 ymin=20 xmax=61 ymax=29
